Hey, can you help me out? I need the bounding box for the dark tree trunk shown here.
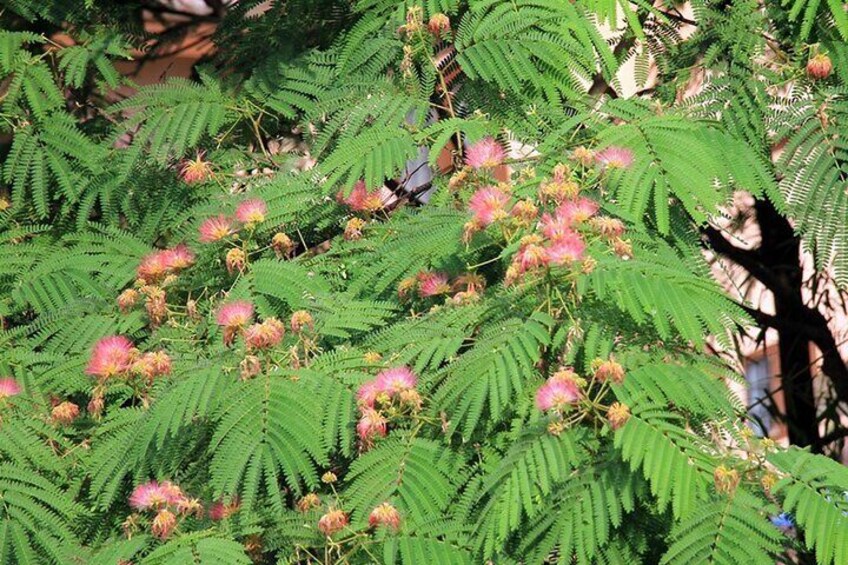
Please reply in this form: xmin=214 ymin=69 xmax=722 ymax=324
xmin=753 ymin=199 xmax=820 ymax=447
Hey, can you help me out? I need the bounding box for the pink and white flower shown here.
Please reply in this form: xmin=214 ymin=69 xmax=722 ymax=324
xmin=535 ymin=377 xmax=580 ymax=411
xmin=129 ymin=480 xmax=184 ymax=511
xmin=0 ymin=377 xmax=22 ymax=398
xmin=357 ymin=379 xmax=383 ymax=408
xmin=375 ymin=367 xmax=418 ymax=394
xmin=85 ymin=336 xmax=135 ymax=379
xmin=216 ymin=301 xmax=254 ymax=328
xmin=546 ymin=234 xmax=585 ymax=265
xmin=417 ymin=271 xmax=451 ymax=297
xmin=465 ymin=137 xmax=505 ymax=170
xmin=244 ymin=317 xmax=285 ymax=350
xmin=235 ymin=199 xmax=267 ymax=225
xmin=340 ymin=180 xmax=384 ymax=212
xmin=162 ymin=244 xmax=195 ymax=271
xmin=357 ymin=408 xmax=388 ymax=442
xmin=556 ymin=198 xmax=599 ymax=225
xmin=540 ymin=213 xmax=577 ymax=242
xmin=595 ymin=146 xmax=634 ymax=170
xmin=198 ymin=215 xmax=236 ymax=243
xmin=468 ymin=186 xmax=510 ymax=227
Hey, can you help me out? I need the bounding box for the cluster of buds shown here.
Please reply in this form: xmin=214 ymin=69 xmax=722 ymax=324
xmin=344 ymin=217 xmax=367 ymax=241
xmin=317 ymin=508 xmax=349 ymax=537
xmin=592 ymin=358 xmax=625 ymax=385
xmin=50 ymin=400 xmax=80 ymax=425
xmin=369 ymin=502 xmax=402 ymax=531
xmin=398 ymin=271 xmax=485 ymax=304
xmin=806 ymin=52 xmax=832 ymax=81
xmin=140 ymin=285 xmax=168 ymax=328
xmin=272 ymin=232 xmax=295 ymax=258
xmin=606 ymin=402 xmax=631 ymax=430
xmin=356 ymin=367 xmax=421 ymax=449
xmin=198 ymin=198 xmax=268 ymax=244
xmin=179 ymin=152 xmax=213 ymax=184
xmin=337 ymin=180 xmax=385 ymax=213
xmin=396 ymin=5 xmax=424 ymax=38
xmin=215 ymin=301 xmax=255 ymax=347
xmin=243 ymin=317 xmax=285 ymax=350
xmin=126 ymin=480 xmax=201 ymax=540
xmin=296 ymin=492 xmax=321 ymax=513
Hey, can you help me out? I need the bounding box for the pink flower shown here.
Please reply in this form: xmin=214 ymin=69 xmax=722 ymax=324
xmin=179 ymin=153 xmax=212 ymax=184
xmin=375 ymin=367 xmax=417 ymax=394
xmin=540 ymin=213 xmax=577 ymax=242
xmin=556 ymin=198 xmax=599 ymax=225
xmin=357 ymin=380 xmax=383 ymax=408
xmin=515 ymin=243 xmax=549 ymax=272
xmin=0 ymin=377 xmax=22 ymax=398
xmin=136 ymin=251 xmax=170 ymax=281
xmin=417 ymin=271 xmax=450 ymax=297
xmin=235 ymin=199 xmax=267 ymax=225
xmin=85 ymin=336 xmax=135 ymax=379
xmin=340 ymin=181 xmax=384 ymax=212
xmin=243 ymin=318 xmax=285 ymax=350
xmin=468 ymin=186 xmax=510 ymax=226
xmin=595 ymin=146 xmax=634 ymax=169
xmin=162 ymin=244 xmax=195 ymax=271
xmin=132 ymin=351 xmax=172 ymax=380
xmin=535 ymin=378 xmax=580 ymax=411
xmin=129 ymin=481 xmax=183 ymax=511
xmin=357 ymin=408 xmax=388 ymax=442
xmin=151 ymin=509 xmax=177 ymax=539
xmin=209 ymin=498 xmax=240 ymax=521
xmin=318 ymin=508 xmax=349 ymax=536
xmin=465 ymin=137 xmax=506 ymax=170
xmin=546 ymin=234 xmax=585 ymax=265
xmin=216 ymin=301 xmax=254 ymax=328
xmin=369 ymin=503 xmax=401 ymax=531
xmin=198 ymin=215 xmax=236 ymax=243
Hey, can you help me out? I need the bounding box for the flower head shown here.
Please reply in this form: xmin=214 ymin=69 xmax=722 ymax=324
xmin=179 ymin=153 xmax=212 ymax=184
xmin=216 ymin=301 xmax=254 ymax=328
xmin=417 ymin=271 xmax=451 ymax=298
xmin=428 ymin=13 xmax=450 ymax=36
xmin=151 ymin=509 xmax=177 ymax=539
xmin=357 ymin=408 xmax=388 ymax=443
xmin=595 ymin=146 xmax=634 ymax=170
xmin=132 ymin=351 xmax=172 ymax=380
xmin=341 ymin=180 xmax=384 ymax=212
xmin=556 ymin=198 xmax=599 ymax=225
xmin=198 ymin=215 xmax=236 ymax=243
xmin=117 ymin=288 xmax=139 ymax=313
xmin=510 ymin=199 xmax=539 ymax=224
xmin=468 ymin=186 xmax=510 ymax=227
xmin=51 ymin=401 xmax=80 ymax=425
xmin=375 ymin=367 xmax=418 ymax=394
xmin=129 ymin=481 xmax=178 ymax=511
xmin=244 ymin=318 xmax=285 ymax=350
xmin=272 ymin=232 xmax=295 ymax=258
xmin=318 ymin=508 xmax=349 ymax=536
xmin=535 ymin=377 xmax=580 ymax=412
xmin=540 ymin=213 xmax=577 ymax=242
xmin=209 ymin=498 xmax=240 ymax=521
xmin=290 ymin=310 xmax=314 ymax=333
xmin=236 ymin=199 xmax=267 ymax=225
xmin=137 ymin=251 xmax=171 ymax=282
xmin=369 ymin=503 xmax=402 ymax=531
xmin=86 ymin=336 xmax=135 ymax=379
xmin=296 ymin=493 xmax=321 ymax=513
xmin=546 ymin=234 xmax=585 ymax=265
xmin=226 ymin=248 xmax=247 ymax=274
xmin=807 ymin=53 xmax=832 ymax=80
xmin=465 ymin=137 xmax=505 ymax=170
xmin=607 ymin=402 xmax=631 ymax=430
xmin=515 ymin=243 xmax=549 ymax=272
xmin=714 ymin=465 xmax=740 ymax=494
xmin=590 ymin=217 xmax=625 ymax=239
xmin=357 ymin=380 xmax=383 ymax=408
xmin=344 ymin=217 xmax=366 ymax=241
xmin=162 ymin=244 xmax=195 ymax=271
xmin=0 ymin=377 xmax=22 ymax=399
xmin=594 ymin=359 xmax=625 ymax=384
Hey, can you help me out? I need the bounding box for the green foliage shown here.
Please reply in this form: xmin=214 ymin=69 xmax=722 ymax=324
xmin=0 ymin=1 xmax=847 ymax=564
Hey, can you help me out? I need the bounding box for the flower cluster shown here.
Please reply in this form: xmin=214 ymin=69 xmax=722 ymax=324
xmin=356 ymin=367 xmax=421 ymax=449
xmin=179 ymin=153 xmax=213 ymax=184
xmin=398 ymin=271 xmax=485 ymax=304
xmin=535 ymin=369 xmax=582 ymax=413
xmin=127 ymin=481 xmax=201 ymax=539
xmin=337 ymin=180 xmax=385 ymax=213
xmin=198 ymin=198 xmax=268 ymax=243
xmin=136 ymin=244 xmax=195 ymax=283
xmin=465 ymin=137 xmax=506 ymax=170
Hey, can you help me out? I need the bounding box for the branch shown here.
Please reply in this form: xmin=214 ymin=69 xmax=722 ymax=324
xmin=701 ymin=225 xmax=782 ymax=292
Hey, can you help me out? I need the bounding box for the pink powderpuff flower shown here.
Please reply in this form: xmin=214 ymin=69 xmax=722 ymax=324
xmin=515 ymin=243 xmax=549 ymax=272
xmin=129 ymin=481 xmax=173 ymax=511
xmin=162 ymin=244 xmax=195 ymax=271
xmin=556 ymin=198 xmax=599 ymax=225
xmin=133 ymin=351 xmax=172 ymax=380
xmin=86 ymin=336 xmax=135 ymax=379
xmin=318 ymin=508 xmax=349 ymax=536
xmin=216 ymin=301 xmax=254 ymax=328
xmin=465 ymin=137 xmax=506 ymax=170
xmin=151 ymin=509 xmax=177 ymax=539
xmin=357 ymin=408 xmax=388 ymax=442
xmin=369 ymin=503 xmax=402 ymax=531
xmin=235 ymin=199 xmax=267 ymax=225
xmin=468 ymin=186 xmax=510 ymax=227
xmin=244 ymin=318 xmax=285 ymax=350
xmin=375 ymin=367 xmax=418 ymax=395
xmin=417 ymin=271 xmax=451 ymax=297
xmin=546 ymin=234 xmax=585 ymax=265
xmin=209 ymin=498 xmax=241 ymax=521
xmin=198 ymin=215 xmax=236 ymax=243
xmin=179 ymin=153 xmax=213 ymax=184
xmin=340 ymin=180 xmax=384 ymax=212
xmin=535 ymin=378 xmax=580 ymax=412
xmin=0 ymin=377 xmax=22 ymax=398
xmin=136 ymin=251 xmax=171 ymax=282
xmin=595 ymin=146 xmax=634 ymax=170
xmin=540 ymin=213 xmax=577 ymax=242
xmin=357 ymin=379 xmax=383 ymax=408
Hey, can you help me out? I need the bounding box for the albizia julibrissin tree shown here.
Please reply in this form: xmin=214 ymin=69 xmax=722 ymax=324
xmin=1 ymin=0 xmax=847 ymax=564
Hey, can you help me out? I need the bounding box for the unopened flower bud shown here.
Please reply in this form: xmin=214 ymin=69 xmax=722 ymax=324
xmin=296 ymin=492 xmax=321 ymax=512
xmin=272 ymin=233 xmax=295 ymax=258
xmin=428 ymin=13 xmax=450 ymax=36
xmin=318 ymin=508 xmax=349 ymax=536
xmin=807 ymin=53 xmax=832 ymax=80
xmin=572 ymin=146 xmax=595 ymax=167
xmin=594 ymin=359 xmax=625 ymax=384
xmin=290 ymin=310 xmax=314 ymax=333
xmin=321 ymin=471 xmax=337 ymax=484
xmin=239 ymin=355 xmax=262 ymax=380
xmin=369 ymin=502 xmax=401 ymax=531
xmin=51 ymin=401 xmax=80 ymax=425
xmin=117 ymin=289 xmax=138 ymax=314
